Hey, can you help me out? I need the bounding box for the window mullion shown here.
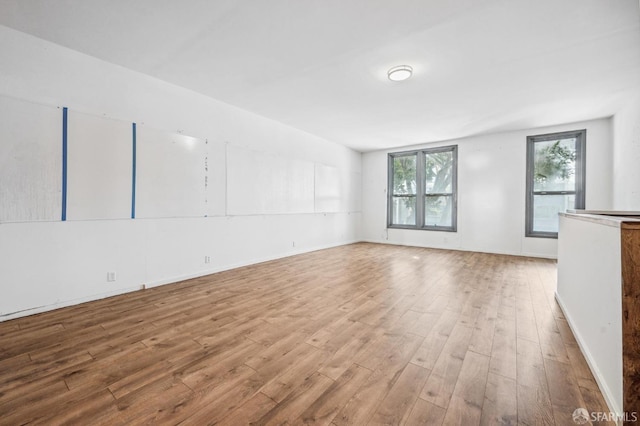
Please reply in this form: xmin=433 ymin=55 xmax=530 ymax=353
xmin=532 ymin=191 xmax=576 ymax=195
xmin=425 ymin=192 xmax=453 ymax=197
xmin=387 ymin=154 xmax=393 ymax=227
xmin=416 ymin=152 xmax=426 ymax=228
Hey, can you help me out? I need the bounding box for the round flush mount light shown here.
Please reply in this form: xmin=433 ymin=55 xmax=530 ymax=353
xmin=387 ymin=65 xmax=413 ymax=82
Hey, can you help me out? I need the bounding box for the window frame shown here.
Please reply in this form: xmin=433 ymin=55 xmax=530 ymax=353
xmin=525 ymin=129 xmax=586 ymax=238
xmin=387 ymin=145 xmax=458 ymax=232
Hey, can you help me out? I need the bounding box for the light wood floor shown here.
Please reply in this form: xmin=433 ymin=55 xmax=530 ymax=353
xmin=0 ymin=243 xmax=612 ymax=425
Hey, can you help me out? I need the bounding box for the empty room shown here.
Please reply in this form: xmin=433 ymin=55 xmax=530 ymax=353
xmin=1 ymin=1 xmax=639 ymax=425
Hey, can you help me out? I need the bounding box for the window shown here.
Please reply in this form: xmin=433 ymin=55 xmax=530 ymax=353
xmin=526 ymin=130 xmax=585 ymax=238
xmin=388 ymin=145 xmax=457 ymax=231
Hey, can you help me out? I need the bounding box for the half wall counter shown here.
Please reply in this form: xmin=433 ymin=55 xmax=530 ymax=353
xmin=557 ymin=210 xmax=640 ymax=419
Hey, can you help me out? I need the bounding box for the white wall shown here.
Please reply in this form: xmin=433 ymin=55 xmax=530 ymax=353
xmin=613 ymin=92 xmax=640 ymax=210
xmin=0 ymin=25 xmax=361 ymax=320
xmin=0 ymin=20 xmax=629 ymax=320
xmin=362 ymin=118 xmax=613 ymax=258
xmin=556 ymin=214 xmax=623 ymax=416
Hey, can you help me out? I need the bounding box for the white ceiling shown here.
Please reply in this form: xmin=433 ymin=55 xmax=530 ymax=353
xmin=1 ymin=0 xmax=639 ymax=152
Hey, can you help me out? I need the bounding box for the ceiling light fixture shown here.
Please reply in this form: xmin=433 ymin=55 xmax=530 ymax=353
xmin=387 ymin=65 xmax=413 ymax=82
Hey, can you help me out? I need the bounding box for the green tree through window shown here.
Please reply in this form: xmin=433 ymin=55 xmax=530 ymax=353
xmin=534 ymin=140 xmax=576 ymax=188
xmin=389 ymin=146 xmax=457 ymax=231
xmin=391 ymin=154 xmax=417 ymax=225
xmin=526 ymin=130 xmax=585 ymax=237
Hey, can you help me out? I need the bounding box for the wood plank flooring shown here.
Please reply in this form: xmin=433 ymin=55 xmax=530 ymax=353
xmin=0 ymin=243 xmax=613 ymax=425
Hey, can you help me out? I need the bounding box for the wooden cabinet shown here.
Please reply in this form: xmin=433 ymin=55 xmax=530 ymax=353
xmin=621 ymin=222 xmax=640 ymax=414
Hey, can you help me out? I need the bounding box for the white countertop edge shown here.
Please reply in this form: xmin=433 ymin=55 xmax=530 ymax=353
xmin=560 ymin=211 xmax=640 ymax=228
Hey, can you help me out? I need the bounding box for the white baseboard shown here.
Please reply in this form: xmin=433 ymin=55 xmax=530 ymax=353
xmin=0 ymin=239 xmax=555 ymax=323
xmin=0 ymin=239 xmax=359 ymax=322
xmin=144 ymin=239 xmax=360 ymax=288
xmin=359 ymin=238 xmax=557 ymax=259
xmin=0 ymin=286 xmax=143 ymax=322
xmin=555 ymin=292 xmax=623 ymax=420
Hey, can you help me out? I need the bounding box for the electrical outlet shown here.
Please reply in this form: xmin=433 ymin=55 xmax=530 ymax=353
xmin=107 ymin=272 xmax=116 ymax=282
xmin=292 ymin=241 xmax=296 ymax=247
xmin=204 ymin=256 xmax=211 ymax=264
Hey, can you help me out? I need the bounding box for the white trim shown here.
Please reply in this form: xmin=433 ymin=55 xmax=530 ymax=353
xmin=0 ymin=239 xmax=359 ymax=322
xmin=359 ymin=238 xmax=557 ymax=260
xmin=0 ymin=286 xmax=143 ymax=322
xmin=555 ymin=292 xmax=623 ymax=422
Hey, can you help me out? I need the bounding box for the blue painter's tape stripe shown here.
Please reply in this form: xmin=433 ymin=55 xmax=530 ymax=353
xmin=61 ymin=107 xmax=68 ymax=221
xmin=131 ymin=122 xmax=137 ymax=219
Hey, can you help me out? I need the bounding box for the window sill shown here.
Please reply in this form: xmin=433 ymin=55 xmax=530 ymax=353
xmin=388 ymin=225 xmax=457 ymax=233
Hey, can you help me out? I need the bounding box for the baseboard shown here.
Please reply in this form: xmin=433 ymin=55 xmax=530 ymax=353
xmin=1 ymin=239 xmax=553 ymax=323
xmin=555 ymin=292 xmax=623 ymax=420
xmin=359 ymin=238 xmax=557 ymax=260
xmin=0 ymin=239 xmax=359 ymax=322
xmin=0 ymin=286 xmax=143 ymax=322
xmin=144 ymin=239 xmax=360 ymax=289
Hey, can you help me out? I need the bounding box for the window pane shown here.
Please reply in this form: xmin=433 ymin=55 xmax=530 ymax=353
xmin=392 ymin=196 xmax=416 ymax=225
xmin=425 ymin=195 xmax=452 ymax=227
xmin=392 ymin=155 xmax=417 ymax=195
xmin=533 ymin=138 xmax=577 ymax=192
xmin=532 ymin=194 xmax=575 ymax=233
xmin=425 ymin=151 xmax=453 ymax=193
